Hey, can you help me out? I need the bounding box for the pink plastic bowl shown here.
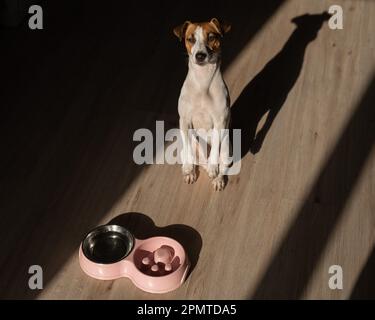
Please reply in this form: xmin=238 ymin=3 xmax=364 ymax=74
xmin=79 ymin=225 xmax=190 ymax=294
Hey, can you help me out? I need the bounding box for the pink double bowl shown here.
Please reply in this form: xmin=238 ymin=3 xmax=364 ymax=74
xmin=79 ymin=225 xmax=190 ymax=293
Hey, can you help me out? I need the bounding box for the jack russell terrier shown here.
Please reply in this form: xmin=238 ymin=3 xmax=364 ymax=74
xmin=173 ymin=18 xmax=232 ymax=191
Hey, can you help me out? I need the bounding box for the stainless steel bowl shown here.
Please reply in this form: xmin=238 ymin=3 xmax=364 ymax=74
xmin=82 ymin=225 xmax=135 ymax=264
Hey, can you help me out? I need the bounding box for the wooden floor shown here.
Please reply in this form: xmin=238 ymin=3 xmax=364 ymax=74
xmin=0 ymin=0 xmax=374 ymax=299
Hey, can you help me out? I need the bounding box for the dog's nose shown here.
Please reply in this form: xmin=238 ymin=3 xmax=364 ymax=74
xmin=195 ymin=52 xmax=207 ymax=63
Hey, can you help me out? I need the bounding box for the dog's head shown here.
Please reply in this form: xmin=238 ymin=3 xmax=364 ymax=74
xmin=173 ymin=18 xmax=231 ymax=66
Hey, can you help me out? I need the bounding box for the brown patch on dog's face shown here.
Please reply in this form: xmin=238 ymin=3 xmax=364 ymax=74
xmin=201 ymin=21 xmax=224 ymax=53
xmin=174 ymin=18 xmax=231 ymax=55
xmin=184 ymin=23 xmax=198 ymax=54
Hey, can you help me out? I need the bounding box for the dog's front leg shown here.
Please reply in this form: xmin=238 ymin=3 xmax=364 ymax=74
xmin=207 ymin=123 xmax=227 ymax=191
xmin=179 ymin=117 xmax=196 ymax=184
xmin=207 ymin=129 xmax=220 ymax=179
xmin=219 ymin=126 xmax=231 ymax=175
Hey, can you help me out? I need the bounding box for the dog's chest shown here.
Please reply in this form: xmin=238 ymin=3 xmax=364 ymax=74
xmin=191 ymin=107 xmax=214 ymax=131
xmin=179 ymin=72 xmax=227 ymax=131
xmin=180 ymin=91 xmax=216 ymax=130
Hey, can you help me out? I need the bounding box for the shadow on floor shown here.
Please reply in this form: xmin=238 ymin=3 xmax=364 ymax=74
xmin=250 ymin=75 xmax=375 ymax=299
xmin=350 ymin=246 xmax=375 ymax=299
xmin=109 ymin=212 xmax=202 ymax=277
xmin=0 ymin=0 xmax=283 ymax=298
xmin=231 ymin=12 xmax=330 ymax=157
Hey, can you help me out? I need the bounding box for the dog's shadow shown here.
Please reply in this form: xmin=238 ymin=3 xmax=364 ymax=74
xmin=108 ymin=212 xmax=202 ymax=278
xmin=231 ymin=12 xmax=330 ymax=157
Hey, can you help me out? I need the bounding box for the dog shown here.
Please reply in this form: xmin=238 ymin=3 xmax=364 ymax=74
xmin=173 ymin=18 xmax=232 ymax=191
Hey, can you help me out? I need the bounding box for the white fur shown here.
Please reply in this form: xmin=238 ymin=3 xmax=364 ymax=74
xmin=191 ymin=27 xmax=208 ymax=64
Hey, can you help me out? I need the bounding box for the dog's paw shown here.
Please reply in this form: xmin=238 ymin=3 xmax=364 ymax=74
xmin=207 ymin=164 xmax=219 ymax=179
xmin=183 ymin=172 xmax=196 ymax=184
xmin=182 ymin=164 xmax=196 ymax=184
xmin=212 ymin=176 xmax=225 ymax=191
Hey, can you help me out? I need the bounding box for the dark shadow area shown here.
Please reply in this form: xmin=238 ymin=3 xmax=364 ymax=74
xmin=231 ymin=12 xmax=330 ymax=156
xmin=350 ymin=247 xmax=375 ymax=299
xmin=109 ymin=212 xmax=202 ymax=277
xmin=251 ymin=76 xmax=375 ymax=299
xmin=0 ymin=0 xmax=283 ymax=298
xmin=0 ymin=0 xmax=43 ymax=27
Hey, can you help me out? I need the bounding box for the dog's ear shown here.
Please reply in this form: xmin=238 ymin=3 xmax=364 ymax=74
xmin=173 ymin=21 xmax=191 ymax=41
xmin=210 ymin=18 xmax=231 ymax=36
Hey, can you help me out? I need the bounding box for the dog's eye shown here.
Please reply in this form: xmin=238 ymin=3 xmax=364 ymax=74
xmin=208 ymin=33 xmax=217 ymax=42
xmin=187 ymin=37 xmax=196 ymax=44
